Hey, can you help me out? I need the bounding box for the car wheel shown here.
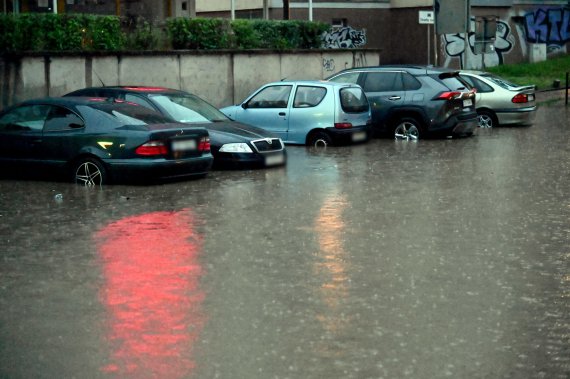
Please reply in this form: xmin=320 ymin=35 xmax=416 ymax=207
xmin=394 ymin=118 xmax=421 ymax=140
xmin=477 ymin=110 xmax=496 ymax=128
xmin=73 ymin=158 xmax=107 ymax=186
xmin=307 ymin=131 xmax=332 ymax=147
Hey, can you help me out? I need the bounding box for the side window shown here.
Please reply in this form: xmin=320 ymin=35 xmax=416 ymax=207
xmin=0 ymin=105 xmax=50 ymax=132
xmin=329 ymin=72 xmax=360 ymax=84
xmin=125 ymin=94 xmax=156 ymax=111
xmin=363 ymin=72 xmax=403 ymax=92
xmin=402 ymin=73 xmax=422 ymax=90
xmin=468 ymin=76 xmax=494 ymax=93
xmin=246 ymin=85 xmax=292 ymax=109
xmin=293 ymin=86 xmax=327 ymax=108
xmin=44 ymin=106 xmax=85 ymax=132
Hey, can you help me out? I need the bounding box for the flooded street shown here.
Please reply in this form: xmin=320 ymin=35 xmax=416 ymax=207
xmin=1 ymin=102 xmax=569 ymax=379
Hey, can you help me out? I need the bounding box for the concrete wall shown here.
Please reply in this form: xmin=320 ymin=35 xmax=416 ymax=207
xmin=0 ymin=49 xmax=381 ymax=111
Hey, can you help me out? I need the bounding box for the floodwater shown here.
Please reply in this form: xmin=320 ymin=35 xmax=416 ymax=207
xmin=0 ymin=102 xmax=569 ymax=379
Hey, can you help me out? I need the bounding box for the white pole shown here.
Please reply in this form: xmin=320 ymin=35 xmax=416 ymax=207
xmin=427 ymin=24 xmax=430 ymax=65
xmin=263 ymin=0 xmax=269 ymax=20
xmin=53 ymin=0 xmax=58 ymax=13
xmin=231 ymin=0 xmax=235 ymax=20
xmin=308 ymin=0 xmax=313 ymax=21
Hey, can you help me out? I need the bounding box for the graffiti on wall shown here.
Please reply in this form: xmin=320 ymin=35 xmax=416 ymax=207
xmin=323 ymin=58 xmax=335 ymax=72
xmin=523 ymin=7 xmax=570 ymax=47
xmin=443 ymin=19 xmax=514 ymax=69
xmin=322 ymin=27 xmax=367 ymax=49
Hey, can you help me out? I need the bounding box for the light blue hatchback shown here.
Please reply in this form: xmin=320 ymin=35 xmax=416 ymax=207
xmin=220 ymin=81 xmax=371 ymax=147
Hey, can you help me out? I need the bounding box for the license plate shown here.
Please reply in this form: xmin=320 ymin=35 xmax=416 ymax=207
xmin=528 ymin=94 xmax=535 ymax=101
xmin=352 ymin=131 xmax=367 ymax=142
xmin=463 ymin=99 xmax=473 ymax=107
xmin=172 ymin=139 xmax=196 ymax=151
xmin=265 ymin=153 xmax=284 ymax=166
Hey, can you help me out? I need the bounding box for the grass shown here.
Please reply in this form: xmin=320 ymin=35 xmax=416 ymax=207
xmin=485 ymin=53 xmax=570 ymax=91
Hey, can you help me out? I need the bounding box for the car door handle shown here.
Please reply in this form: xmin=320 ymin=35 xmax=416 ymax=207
xmin=278 ymin=112 xmax=286 ymax=116
xmin=388 ymin=96 xmax=401 ymax=101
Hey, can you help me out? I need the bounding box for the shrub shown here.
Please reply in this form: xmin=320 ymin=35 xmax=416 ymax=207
xmin=0 ymin=14 xmax=124 ymax=52
xmin=167 ymin=17 xmax=230 ymax=49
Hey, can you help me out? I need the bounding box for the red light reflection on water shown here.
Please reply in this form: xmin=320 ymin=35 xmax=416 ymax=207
xmin=95 ymin=209 xmax=205 ymax=378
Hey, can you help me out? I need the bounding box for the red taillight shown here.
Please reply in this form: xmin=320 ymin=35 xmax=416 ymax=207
xmin=334 ymin=122 xmax=353 ymax=129
xmin=436 ymin=91 xmax=461 ymax=100
xmin=198 ymin=137 xmax=211 ymax=152
xmin=135 ymin=141 xmax=168 ymax=156
xmin=512 ymin=94 xmax=529 ymax=103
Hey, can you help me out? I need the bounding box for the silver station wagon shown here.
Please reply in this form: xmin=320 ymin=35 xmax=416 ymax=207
xmin=220 ymin=81 xmax=371 ymax=147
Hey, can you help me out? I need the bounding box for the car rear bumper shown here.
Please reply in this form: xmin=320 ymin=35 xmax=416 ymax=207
xmin=430 ymin=111 xmax=478 ymax=137
xmin=105 ymin=155 xmax=213 ymax=182
xmin=326 ymin=125 xmax=371 ymax=145
xmin=496 ymin=106 xmax=537 ymax=126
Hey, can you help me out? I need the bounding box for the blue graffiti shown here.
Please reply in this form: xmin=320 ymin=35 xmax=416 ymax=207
xmin=524 ymin=7 xmax=570 ymax=45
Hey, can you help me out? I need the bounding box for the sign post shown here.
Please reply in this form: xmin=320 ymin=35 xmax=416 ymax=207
xmin=419 ymin=10 xmax=435 ymax=65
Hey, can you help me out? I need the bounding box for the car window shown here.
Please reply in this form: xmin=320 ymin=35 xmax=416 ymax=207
xmin=78 ymin=103 xmax=174 ymax=128
xmin=125 ymin=94 xmax=156 ymax=111
xmin=44 ymin=106 xmax=85 ymax=132
xmin=293 ymin=86 xmax=327 ymax=108
xmin=329 ymin=72 xmax=360 ymax=84
xmin=363 ymin=72 xmax=403 ymax=92
xmin=483 ymin=74 xmax=520 ymax=89
xmin=440 ymin=76 xmax=468 ymax=90
xmin=461 ymin=75 xmax=493 ymax=93
xmin=339 ymin=87 xmax=369 ymax=113
xmin=247 ymin=85 xmax=292 ymax=108
xmin=0 ymin=105 xmax=50 ymax=132
xmin=151 ymin=94 xmax=227 ymax=123
xmin=402 ymin=73 xmax=421 ymax=90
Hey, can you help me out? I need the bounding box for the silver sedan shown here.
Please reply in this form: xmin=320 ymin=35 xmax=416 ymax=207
xmin=459 ymin=70 xmax=537 ymax=128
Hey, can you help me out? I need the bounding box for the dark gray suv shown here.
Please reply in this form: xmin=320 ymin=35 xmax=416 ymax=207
xmin=327 ymin=65 xmax=478 ymax=140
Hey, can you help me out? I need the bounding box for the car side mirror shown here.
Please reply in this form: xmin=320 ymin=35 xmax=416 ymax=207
xmin=241 ymin=103 xmax=248 ymax=109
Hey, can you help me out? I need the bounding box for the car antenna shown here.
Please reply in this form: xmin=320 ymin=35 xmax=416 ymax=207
xmin=93 ymin=70 xmax=106 ymax=87
xmin=281 ymin=77 xmax=287 ymax=81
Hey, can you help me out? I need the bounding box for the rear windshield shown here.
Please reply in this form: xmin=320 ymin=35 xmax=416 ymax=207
xmin=482 ymin=74 xmax=520 ymax=89
xmin=78 ymin=103 xmax=173 ymax=127
xmin=339 ymin=87 xmax=369 ymax=113
xmin=440 ymin=76 xmax=469 ymax=91
xmin=150 ymin=93 xmax=228 ymax=123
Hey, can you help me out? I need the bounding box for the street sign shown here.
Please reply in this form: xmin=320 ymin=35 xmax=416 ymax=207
xmin=419 ymin=10 xmax=434 ymax=24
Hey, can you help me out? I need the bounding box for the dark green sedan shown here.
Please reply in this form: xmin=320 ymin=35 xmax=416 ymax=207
xmin=0 ymin=97 xmax=214 ymax=185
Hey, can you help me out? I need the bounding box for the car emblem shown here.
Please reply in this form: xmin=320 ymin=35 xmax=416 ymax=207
xmin=264 ymin=138 xmax=273 ymax=144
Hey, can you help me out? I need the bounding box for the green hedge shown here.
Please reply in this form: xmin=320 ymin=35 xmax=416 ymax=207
xmin=0 ymin=14 xmax=123 ymax=52
xmin=0 ymin=14 xmax=331 ymax=53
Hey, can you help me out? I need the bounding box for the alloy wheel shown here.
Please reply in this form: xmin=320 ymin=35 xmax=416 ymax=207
xmin=75 ymin=161 xmax=103 ymax=186
xmin=394 ymin=122 xmax=420 ymax=141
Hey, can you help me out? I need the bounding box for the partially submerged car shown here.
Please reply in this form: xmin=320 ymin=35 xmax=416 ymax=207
xmin=327 ymin=65 xmax=478 ymax=140
xmin=458 ymin=70 xmax=537 ymax=128
xmin=220 ymin=81 xmax=371 ymax=147
xmin=65 ymin=87 xmax=286 ymax=169
xmin=0 ymin=97 xmax=213 ymax=185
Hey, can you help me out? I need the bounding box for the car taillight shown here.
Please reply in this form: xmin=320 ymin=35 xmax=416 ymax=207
xmin=135 ymin=141 xmax=168 ymax=156
xmin=512 ymin=94 xmax=529 ymax=103
xmin=198 ymin=137 xmax=211 ymax=152
xmin=334 ymin=122 xmax=353 ymax=129
xmin=436 ymin=91 xmax=462 ymax=100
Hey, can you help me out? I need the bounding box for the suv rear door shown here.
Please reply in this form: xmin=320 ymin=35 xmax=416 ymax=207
xmin=359 ymin=71 xmax=406 ymax=129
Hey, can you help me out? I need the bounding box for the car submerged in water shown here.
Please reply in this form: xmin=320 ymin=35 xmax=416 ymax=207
xmin=220 ymin=81 xmax=371 ymax=147
xmin=327 ymin=65 xmax=478 ymax=140
xmin=65 ymin=87 xmax=286 ymax=169
xmin=458 ymin=70 xmax=537 ymax=128
xmin=0 ymin=97 xmax=213 ymax=185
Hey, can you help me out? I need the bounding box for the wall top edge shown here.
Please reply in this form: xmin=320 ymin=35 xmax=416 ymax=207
xmin=0 ymin=48 xmax=383 ymax=59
